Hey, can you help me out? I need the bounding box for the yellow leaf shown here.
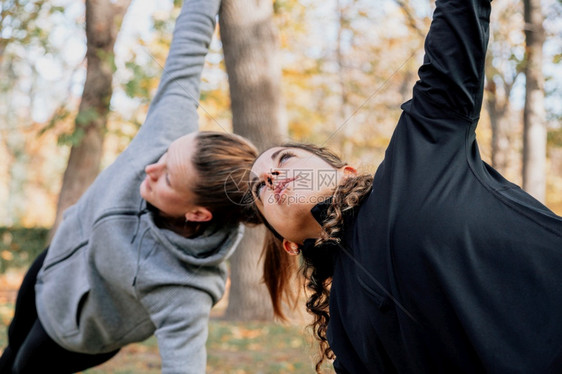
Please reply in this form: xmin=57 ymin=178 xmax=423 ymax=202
xmin=1 ymin=251 xmax=13 ymax=261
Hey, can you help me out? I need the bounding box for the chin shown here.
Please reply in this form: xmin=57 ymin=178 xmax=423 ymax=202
xmin=140 ymin=186 xmax=153 ymax=205
xmin=139 ymin=186 xmax=148 ymax=200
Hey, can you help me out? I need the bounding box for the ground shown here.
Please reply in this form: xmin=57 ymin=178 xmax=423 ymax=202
xmin=0 ymin=268 xmax=335 ymax=373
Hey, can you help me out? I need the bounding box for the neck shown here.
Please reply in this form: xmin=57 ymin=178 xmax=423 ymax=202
xmin=148 ymin=204 xmax=208 ymax=238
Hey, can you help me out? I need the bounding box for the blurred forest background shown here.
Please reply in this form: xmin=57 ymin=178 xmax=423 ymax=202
xmin=1 ymin=0 xmax=560 ymax=229
xmin=0 ymin=0 xmax=561 ymax=371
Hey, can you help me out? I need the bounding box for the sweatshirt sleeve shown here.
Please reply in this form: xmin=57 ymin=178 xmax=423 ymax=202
xmin=125 ymin=0 xmax=221 ymax=163
xmin=409 ymin=0 xmax=492 ymax=121
xmin=149 ymin=287 xmax=213 ymax=374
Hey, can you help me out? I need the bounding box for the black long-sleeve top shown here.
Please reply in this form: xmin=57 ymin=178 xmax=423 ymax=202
xmin=325 ymin=0 xmax=562 ymax=372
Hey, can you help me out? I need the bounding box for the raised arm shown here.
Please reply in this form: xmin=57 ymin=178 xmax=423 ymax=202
xmin=411 ymin=0 xmax=492 ymax=120
xmin=127 ymin=0 xmax=220 ymax=159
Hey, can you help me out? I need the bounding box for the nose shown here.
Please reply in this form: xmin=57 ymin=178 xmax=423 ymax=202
xmin=145 ymin=162 xmax=162 ymax=181
xmin=261 ymin=170 xmax=280 ymax=189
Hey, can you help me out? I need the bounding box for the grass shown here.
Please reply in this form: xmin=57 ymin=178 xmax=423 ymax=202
xmin=83 ymin=321 xmax=330 ymax=374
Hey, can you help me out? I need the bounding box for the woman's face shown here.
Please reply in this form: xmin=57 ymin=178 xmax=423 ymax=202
xmin=251 ymin=147 xmax=345 ymax=244
xmin=140 ymin=133 xmax=201 ymax=219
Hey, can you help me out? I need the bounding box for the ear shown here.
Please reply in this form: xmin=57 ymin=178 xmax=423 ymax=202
xmin=282 ymin=239 xmax=301 ymax=256
xmin=342 ymin=165 xmax=357 ymax=176
xmin=184 ymin=207 xmax=213 ymax=223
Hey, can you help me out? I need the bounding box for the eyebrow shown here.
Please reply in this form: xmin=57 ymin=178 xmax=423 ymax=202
xmin=270 ymin=148 xmax=285 ymax=162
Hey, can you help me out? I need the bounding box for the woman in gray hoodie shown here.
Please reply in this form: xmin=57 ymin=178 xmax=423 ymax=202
xmin=0 ymin=0 xmax=258 ymax=373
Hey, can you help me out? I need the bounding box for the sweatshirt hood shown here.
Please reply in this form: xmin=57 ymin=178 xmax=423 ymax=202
xmin=145 ymin=211 xmax=243 ymax=267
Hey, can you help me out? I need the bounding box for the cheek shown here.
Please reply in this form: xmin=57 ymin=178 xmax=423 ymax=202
xmin=154 ymin=183 xmax=177 ymax=204
xmin=162 ymin=190 xmax=182 ymax=205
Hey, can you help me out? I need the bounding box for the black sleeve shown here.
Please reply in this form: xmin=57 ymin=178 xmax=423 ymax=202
xmin=332 ymin=358 xmax=351 ymax=374
xmin=412 ymin=0 xmax=492 ymax=121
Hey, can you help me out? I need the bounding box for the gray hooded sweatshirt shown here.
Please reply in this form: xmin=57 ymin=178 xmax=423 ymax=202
xmin=35 ymin=0 xmax=240 ymax=373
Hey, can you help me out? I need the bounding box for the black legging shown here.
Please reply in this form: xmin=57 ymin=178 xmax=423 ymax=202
xmin=0 ymin=249 xmax=119 ymax=374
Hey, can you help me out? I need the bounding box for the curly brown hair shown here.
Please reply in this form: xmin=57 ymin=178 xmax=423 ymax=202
xmin=258 ymin=143 xmax=373 ymax=372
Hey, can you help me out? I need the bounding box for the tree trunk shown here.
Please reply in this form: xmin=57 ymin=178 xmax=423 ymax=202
xmin=225 ymin=225 xmax=272 ymax=320
xmin=49 ymin=0 xmax=131 ymax=240
xmin=219 ymin=0 xmax=286 ymax=321
xmin=522 ymin=0 xmax=546 ymax=202
xmin=486 ymin=79 xmax=512 ymax=175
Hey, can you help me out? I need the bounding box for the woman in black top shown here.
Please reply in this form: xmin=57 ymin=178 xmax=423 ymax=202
xmin=251 ymin=0 xmax=562 ymax=372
